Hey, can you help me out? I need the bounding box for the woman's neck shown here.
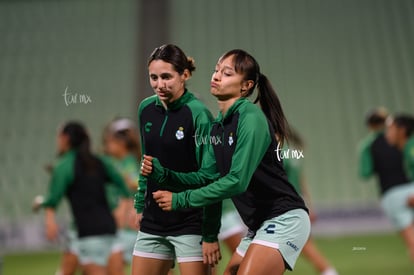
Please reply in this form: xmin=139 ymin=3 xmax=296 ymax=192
xmin=161 ymin=89 xmax=186 ymax=110
xmin=217 ymin=97 xmax=239 ymax=116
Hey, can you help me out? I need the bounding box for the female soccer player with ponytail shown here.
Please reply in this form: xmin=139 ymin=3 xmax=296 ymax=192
xmin=38 ymin=121 xmax=131 ymax=275
xmin=142 ymin=49 xmax=310 ymax=275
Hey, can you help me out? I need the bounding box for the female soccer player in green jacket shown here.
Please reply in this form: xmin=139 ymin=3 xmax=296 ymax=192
xmin=132 ymin=44 xmax=221 ymax=275
xmin=142 ymin=49 xmax=310 ymax=275
xmin=39 ymin=121 xmax=131 ymax=275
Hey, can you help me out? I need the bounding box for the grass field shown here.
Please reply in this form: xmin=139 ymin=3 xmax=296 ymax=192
xmin=2 ymin=233 xmax=413 ymax=275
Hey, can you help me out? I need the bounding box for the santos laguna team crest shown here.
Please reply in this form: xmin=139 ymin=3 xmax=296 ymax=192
xmin=176 ymin=126 xmax=185 ymax=140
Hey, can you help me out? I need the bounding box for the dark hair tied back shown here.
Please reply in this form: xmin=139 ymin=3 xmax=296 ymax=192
xmin=61 ymin=121 xmax=97 ymax=172
xmin=148 ymin=44 xmax=196 ymax=75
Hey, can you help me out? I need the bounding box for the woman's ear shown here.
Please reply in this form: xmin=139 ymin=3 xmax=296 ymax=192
xmin=181 ymin=69 xmax=191 ymax=81
xmin=241 ymin=80 xmax=255 ymax=95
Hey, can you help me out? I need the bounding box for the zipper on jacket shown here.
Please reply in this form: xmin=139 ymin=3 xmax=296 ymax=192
xmin=160 ymin=112 xmax=168 ymax=137
xmin=219 ymin=121 xmax=225 ymax=146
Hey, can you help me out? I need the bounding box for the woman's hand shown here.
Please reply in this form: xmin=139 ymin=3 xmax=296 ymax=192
xmin=140 ymin=155 xmax=154 ymax=176
xmin=153 ymin=191 xmax=173 ymax=211
xmin=32 ymin=195 xmax=44 ymax=213
xmin=202 ymin=241 xmax=222 ymax=267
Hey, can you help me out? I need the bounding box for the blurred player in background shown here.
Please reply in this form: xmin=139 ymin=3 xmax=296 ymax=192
xmin=103 ymin=118 xmax=141 ymax=274
xmin=34 ymin=120 xmax=138 ymax=275
xmin=284 ymin=129 xmax=338 ymax=275
xmin=33 ymin=121 xmax=131 ymax=275
xmin=358 ymin=108 xmax=409 ymax=193
xmin=385 ymin=114 xmax=414 ymax=261
xmin=132 ymin=44 xmax=221 ymax=275
xmin=358 ymin=108 xmax=414 ymax=262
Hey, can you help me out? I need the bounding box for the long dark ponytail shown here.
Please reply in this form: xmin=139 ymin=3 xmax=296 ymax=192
xmin=61 ymin=121 xmax=97 ymax=172
xmin=219 ymin=49 xmax=290 ymax=144
xmin=256 ymin=73 xmax=290 ymax=144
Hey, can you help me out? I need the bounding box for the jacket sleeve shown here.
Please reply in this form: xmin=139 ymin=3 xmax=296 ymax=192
xmin=134 ymin=160 xmax=147 ymax=213
xmin=172 ymin=111 xmax=272 ymax=210
xmin=404 ymin=138 xmax=414 ymax=181
xmin=134 ymin=101 xmax=148 ymax=213
xmin=42 ymin=157 xmax=74 ymax=208
xmin=195 ymin=108 xmax=222 ymax=243
xmin=148 ymin=145 xmax=219 ymax=190
xmin=202 ymin=200 xmax=222 ymax=242
xmin=358 ymin=136 xmax=374 ymax=179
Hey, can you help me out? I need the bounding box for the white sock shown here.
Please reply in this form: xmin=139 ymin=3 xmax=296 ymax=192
xmin=321 ymin=267 xmax=339 ymax=275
